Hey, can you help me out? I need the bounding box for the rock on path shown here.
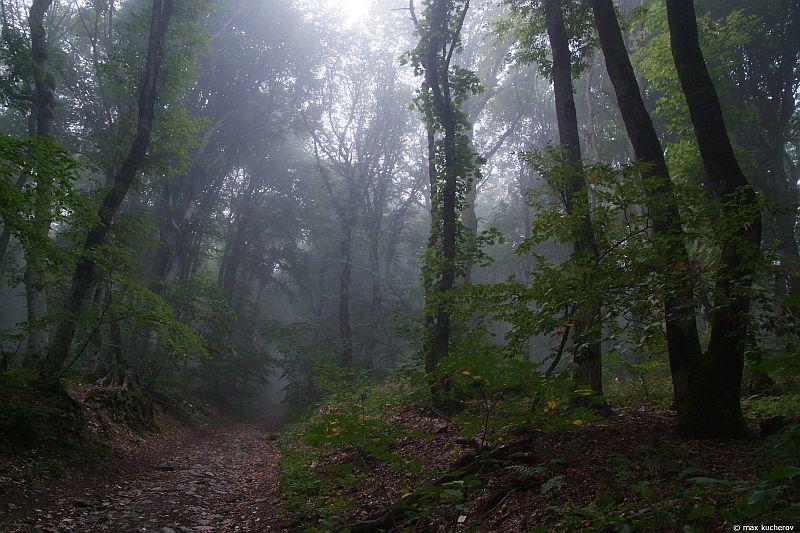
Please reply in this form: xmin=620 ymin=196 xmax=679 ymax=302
xmin=1 ymin=419 xmax=282 ymax=532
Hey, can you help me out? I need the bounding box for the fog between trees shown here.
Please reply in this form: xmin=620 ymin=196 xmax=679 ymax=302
xmin=1 ymin=0 xmax=798 ymax=438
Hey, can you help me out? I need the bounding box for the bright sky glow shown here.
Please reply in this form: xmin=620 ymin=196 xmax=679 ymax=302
xmin=330 ymin=0 xmax=371 ymax=22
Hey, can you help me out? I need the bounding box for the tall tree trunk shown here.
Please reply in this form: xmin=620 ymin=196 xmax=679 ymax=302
xmin=518 ymin=166 xmax=535 ymax=361
xmin=422 ymin=119 xmax=440 ymax=374
xmin=0 ymin=171 xmax=32 ymax=280
xmin=666 ymin=0 xmax=762 ymax=437
xmin=43 ymin=0 xmax=175 ymax=379
xmin=221 ymin=229 xmax=244 ymax=303
xmin=584 ymin=55 xmax=601 ymax=163
xmin=415 ymin=0 xmax=470 ymax=374
xmin=21 ymin=0 xmax=55 ymax=370
xmin=367 ymin=212 xmax=383 ymax=368
xmin=339 ymin=214 xmax=354 ymax=367
xmin=544 ymin=0 xmax=603 ymax=395
xmin=589 ymin=0 xmax=704 ymax=415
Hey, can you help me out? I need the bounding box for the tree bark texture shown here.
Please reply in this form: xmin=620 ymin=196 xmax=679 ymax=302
xmin=21 ymin=0 xmax=55 ymax=370
xmin=423 ymin=119 xmax=439 ymax=374
xmin=666 ymin=0 xmax=762 ymax=437
xmin=43 ymin=0 xmax=175 ymax=379
xmin=416 ymin=0 xmax=470 ymax=373
xmin=589 ymin=0 xmax=704 ymax=417
xmin=544 ymin=0 xmax=603 ymax=395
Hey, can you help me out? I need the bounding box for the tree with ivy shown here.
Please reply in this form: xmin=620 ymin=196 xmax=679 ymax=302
xmin=407 ymin=0 xmax=483 ymax=375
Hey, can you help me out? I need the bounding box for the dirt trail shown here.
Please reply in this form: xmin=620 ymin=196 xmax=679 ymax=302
xmin=1 ymin=415 xmax=283 ymax=533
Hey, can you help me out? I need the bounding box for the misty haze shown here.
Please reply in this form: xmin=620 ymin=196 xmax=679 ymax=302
xmin=1 ymin=0 xmax=798 ymax=531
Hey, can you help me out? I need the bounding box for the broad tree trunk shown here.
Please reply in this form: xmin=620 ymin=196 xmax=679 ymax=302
xmin=589 ymin=0 xmax=704 ymax=414
xmin=666 ymin=0 xmax=762 ymax=437
xmin=43 ymin=0 xmax=175 ymax=379
xmin=544 ymin=0 xmax=603 ymax=395
xmin=20 ymin=0 xmax=56 ymax=370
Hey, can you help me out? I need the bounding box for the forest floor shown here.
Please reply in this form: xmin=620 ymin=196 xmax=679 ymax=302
xmin=1 ymin=378 xmax=797 ymax=532
xmin=276 ymin=384 xmax=800 ymax=532
xmin=0 ymin=405 xmax=285 ymax=533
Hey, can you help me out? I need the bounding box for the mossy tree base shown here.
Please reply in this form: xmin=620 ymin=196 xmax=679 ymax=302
xmin=86 ymin=388 xmax=156 ymax=434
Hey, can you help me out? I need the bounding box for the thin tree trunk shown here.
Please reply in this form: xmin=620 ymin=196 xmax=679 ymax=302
xmin=544 ymin=0 xmax=603 ymax=395
xmin=0 ymin=171 xmax=31 ymax=278
xmin=518 ymin=166 xmax=535 ymax=361
xmin=422 ymin=119 xmax=440 ymax=374
xmin=584 ymin=55 xmax=601 ymax=163
xmin=415 ymin=0 xmax=472 ymax=375
xmin=339 ymin=214 xmax=354 ymax=367
xmin=368 ymin=214 xmax=383 ymax=368
xmin=666 ymin=0 xmax=762 ymax=437
xmin=43 ymin=0 xmax=175 ymax=379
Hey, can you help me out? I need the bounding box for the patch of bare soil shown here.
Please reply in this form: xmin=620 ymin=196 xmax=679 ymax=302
xmin=0 ymin=410 xmax=284 ymax=532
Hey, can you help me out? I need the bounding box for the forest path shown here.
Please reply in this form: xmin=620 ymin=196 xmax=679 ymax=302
xmin=3 ymin=414 xmax=283 ymax=533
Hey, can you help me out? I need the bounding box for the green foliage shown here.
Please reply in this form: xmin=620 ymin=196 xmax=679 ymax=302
xmin=60 ymin=218 xmax=210 ymax=381
xmin=743 ymin=394 xmax=800 ymax=423
xmin=0 ymin=134 xmax=94 ymax=255
xmin=628 ymin=1 xmax=760 ymax=176
xmin=278 ymin=378 xmax=421 ymax=531
xmin=277 ymin=426 xmax=340 ymax=531
xmin=412 ymin=471 xmax=483 ymax=527
xmin=0 ymin=2 xmax=32 ymax=113
xmin=302 ymin=371 xmax=417 ymax=472
xmin=160 ymin=276 xmax=263 ymax=397
xmin=405 ymin=0 xmax=488 ymax=368
xmin=273 ymin=322 xmax=339 ymax=419
xmin=604 ymin=364 xmax=674 ymax=409
xmin=427 ymin=353 xmax=598 ymax=444
xmin=94 ymin=0 xmax=211 ymax=174
xmin=551 ymin=424 xmax=800 ymax=531
xmin=0 ymin=397 xmax=65 ymax=448
xmin=462 ymin=148 xmax=775 ymax=386
xmin=0 ymin=369 xmax=79 ymax=452
xmin=684 ymin=426 xmax=800 ymax=523
xmin=500 ymin=0 xmax=597 ymax=77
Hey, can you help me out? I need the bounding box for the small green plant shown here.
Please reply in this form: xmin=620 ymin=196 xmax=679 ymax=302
xmin=22 ymin=458 xmax=66 ymax=479
xmin=413 ymin=472 xmax=483 ymax=528
xmin=0 ymin=369 xmax=77 ymax=451
xmin=277 ymin=424 xmax=342 ymax=531
xmin=278 ymin=372 xmax=424 ymax=530
xmin=428 ymin=353 xmax=598 ymax=445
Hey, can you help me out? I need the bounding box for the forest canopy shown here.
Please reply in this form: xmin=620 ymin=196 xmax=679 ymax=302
xmin=1 ymin=0 xmax=799 ymax=529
